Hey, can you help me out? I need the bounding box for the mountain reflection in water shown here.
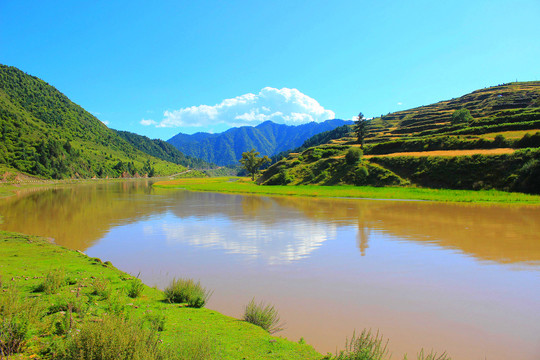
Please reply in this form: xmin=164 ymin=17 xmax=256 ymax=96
xmin=0 ymin=181 xmax=539 ymax=266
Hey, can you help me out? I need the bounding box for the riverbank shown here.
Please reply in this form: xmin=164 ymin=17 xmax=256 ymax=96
xmin=0 ymin=230 xmax=322 ymax=359
xmin=153 ymin=177 xmax=540 ymax=205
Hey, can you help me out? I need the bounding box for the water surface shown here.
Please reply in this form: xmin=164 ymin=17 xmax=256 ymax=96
xmin=1 ymin=181 xmax=539 ymax=359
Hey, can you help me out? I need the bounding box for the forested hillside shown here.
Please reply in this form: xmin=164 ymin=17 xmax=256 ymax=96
xmin=115 ymin=130 xmax=213 ymax=169
xmin=167 ymin=119 xmax=353 ymax=166
xmin=0 ymin=65 xmax=184 ymax=179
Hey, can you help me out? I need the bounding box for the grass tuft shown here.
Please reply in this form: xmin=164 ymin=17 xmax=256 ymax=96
xmin=333 ymin=329 xmax=389 ymax=360
xmin=164 ymin=278 xmax=212 ymax=308
xmin=412 ymin=349 xmax=452 ymax=360
xmin=243 ymin=298 xmax=284 ymax=334
xmin=91 ymin=278 xmax=112 ymax=300
xmin=35 ymin=269 xmax=66 ymax=294
xmin=127 ymin=278 xmax=145 ymax=298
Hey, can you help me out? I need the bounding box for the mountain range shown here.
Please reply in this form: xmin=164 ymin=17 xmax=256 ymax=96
xmin=167 ymin=119 xmax=354 ymax=166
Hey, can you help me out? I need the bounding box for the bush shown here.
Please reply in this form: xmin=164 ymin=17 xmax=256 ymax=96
xmin=333 ymin=329 xmax=389 ymax=360
xmin=35 ymin=269 xmax=66 ymax=294
xmin=414 ymin=349 xmax=452 ymax=360
xmin=0 ymin=315 xmax=28 ymax=356
xmin=127 ymin=278 xmax=145 ymax=298
xmin=144 ymin=312 xmax=166 ymax=332
xmin=56 ymin=315 xmax=167 ymax=360
xmin=451 ymin=108 xmax=473 ymax=125
xmin=345 ymin=148 xmax=363 ymax=165
xmin=91 ymin=278 xmax=112 ymax=299
xmin=164 ymin=278 xmax=212 ymax=308
xmin=243 ymin=299 xmax=284 ymax=334
xmin=0 ymin=288 xmax=41 ymax=357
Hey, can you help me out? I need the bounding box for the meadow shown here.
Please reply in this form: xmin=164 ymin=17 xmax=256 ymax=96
xmin=153 ymin=177 xmax=540 ymax=205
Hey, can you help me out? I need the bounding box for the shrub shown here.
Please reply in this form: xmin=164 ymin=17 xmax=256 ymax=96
xmin=91 ymin=278 xmax=112 ymax=300
xmin=56 ymin=315 xmax=167 ymax=360
xmin=333 ymin=329 xmax=389 ymax=360
xmin=127 ymin=278 xmax=145 ymax=298
xmin=310 ymin=148 xmax=323 ymax=161
xmin=35 ymin=269 xmax=66 ymax=294
xmin=243 ymin=299 xmax=284 ymax=334
xmin=0 ymin=288 xmax=41 ymax=357
xmin=0 ymin=315 xmax=28 ymax=356
xmin=346 ymin=148 xmax=363 ymax=165
xmin=164 ymin=278 xmax=212 ymax=308
xmin=412 ymin=349 xmax=452 ymax=360
xmin=451 ymin=108 xmax=473 ymax=125
xmin=144 ymin=312 xmax=166 ymax=332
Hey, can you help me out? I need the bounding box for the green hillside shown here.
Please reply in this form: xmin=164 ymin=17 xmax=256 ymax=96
xmin=0 ymin=65 xmax=185 ymax=179
xmin=115 ymin=130 xmax=214 ymax=169
xmin=261 ymin=82 xmax=540 ymax=194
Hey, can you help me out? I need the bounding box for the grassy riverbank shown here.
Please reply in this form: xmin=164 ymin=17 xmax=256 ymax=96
xmin=0 ymin=231 xmax=322 ymax=359
xmin=153 ymin=177 xmax=540 ymax=204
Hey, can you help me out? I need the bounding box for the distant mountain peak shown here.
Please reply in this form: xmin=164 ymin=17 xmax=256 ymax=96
xmin=167 ymin=119 xmax=353 ymax=166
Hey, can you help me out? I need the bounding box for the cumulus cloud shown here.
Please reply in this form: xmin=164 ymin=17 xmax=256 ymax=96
xmin=140 ymin=118 xmax=157 ymax=126
xmin=152 ymin=87 xmax=335 ymax=129
xmin=397 ymin=102 xmax=403 ymax=106
xmin=101 ymin=120 xmax=110 ymax=125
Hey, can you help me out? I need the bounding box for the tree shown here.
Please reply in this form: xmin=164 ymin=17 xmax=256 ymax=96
xmin=239 ymin=148 xmax=270 ymax=181
xmin=355 ymin=112 xmax=367 ymax=147
xmin=452 ymin=108 xmax=473 ymax=125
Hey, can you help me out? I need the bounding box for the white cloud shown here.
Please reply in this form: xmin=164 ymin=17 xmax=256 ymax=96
xmin=155 ymin=87 xmax=335 ymax=128
xmin=101 ymin=120 xmax=110 ymax=125
xmin=397 ymin=102 xmax=403 ymax=106
xmin=140 ymin=118 xmax=157 ymax=126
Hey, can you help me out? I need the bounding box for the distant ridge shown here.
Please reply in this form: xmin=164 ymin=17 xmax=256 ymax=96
xmin=114 ymin=130 xmax=214 ymax=169
xmin=167 ymin=119 xmax=354 ymax=166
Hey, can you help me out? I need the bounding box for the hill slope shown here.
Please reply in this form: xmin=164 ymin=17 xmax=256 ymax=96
xmin=167 ymin=119 xmax=353 ymax=166
xmin=260 ymin=82 xmax=540 ymax=193
xmin=0 ymin=65 xmax=184 ymax=179
xmin=114 ymin=130 xmax=214 ymax=169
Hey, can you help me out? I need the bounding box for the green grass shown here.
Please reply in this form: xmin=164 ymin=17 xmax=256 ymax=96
xmin=0 ymin=230 xmax=321 ymax=359
xmin=153 ymin=177 xmax=540 ymax=205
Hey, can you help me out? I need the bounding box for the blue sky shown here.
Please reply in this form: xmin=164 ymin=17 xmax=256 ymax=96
xmin=1 ymin=0 xmax=539 ymax=140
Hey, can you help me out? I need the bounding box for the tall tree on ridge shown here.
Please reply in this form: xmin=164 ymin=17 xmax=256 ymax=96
xmin=355 ymin=112 xmax=366 ymax=147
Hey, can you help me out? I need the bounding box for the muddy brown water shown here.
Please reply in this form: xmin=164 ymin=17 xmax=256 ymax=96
xmin=1 ymin=181 xmax=539 ymax=359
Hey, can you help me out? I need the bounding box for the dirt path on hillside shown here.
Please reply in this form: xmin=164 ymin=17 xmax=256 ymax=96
xmin=365 ymin=148 xmax=516 ymax=158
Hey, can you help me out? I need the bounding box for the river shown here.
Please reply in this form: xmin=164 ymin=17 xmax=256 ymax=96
xmin=1 ymin=180 xmax=539 ymax=359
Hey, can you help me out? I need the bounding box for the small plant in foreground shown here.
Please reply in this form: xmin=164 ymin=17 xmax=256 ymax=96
xmin=407 ymin=349 xmax=452 ymax=360
xmin=127 ymin=278 xmax=145 ymax=298
xmin=91 ymin=278 xmax=112 ymax=299
xmin=35 ymin=269 xmax=66 ymax=294
xmin=56 ymin=315 xmax=167 ymax=360
xmin=144 ymin=312 xmax=166 ymax=332
xmin=164 ymin=278 xmax=212 ymax=308
xmin=242 ymin=298 xmax=284 ymax=334
xmin=0 ymin=288 xmax=41 ymax=357
xmin=333 ymin=329 xmax=389 ymax=360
